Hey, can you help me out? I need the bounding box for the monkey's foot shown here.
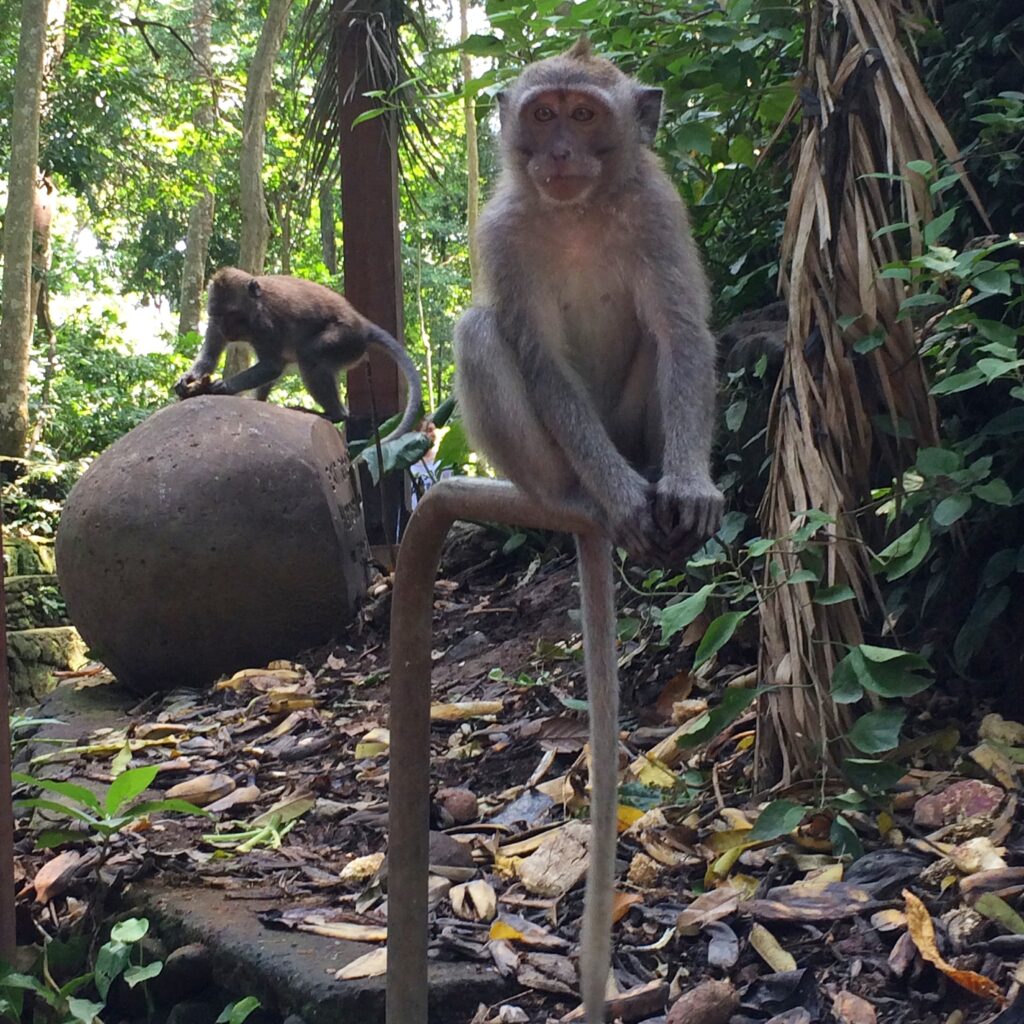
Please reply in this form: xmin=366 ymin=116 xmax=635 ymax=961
xmin=174 ymin=374 xmax=218 ymax=400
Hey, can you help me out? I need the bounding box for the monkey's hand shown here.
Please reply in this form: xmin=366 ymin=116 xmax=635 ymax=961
xmin=174 ymin=372 xmax=216 ymax=400
xmin=651 ymin=473 xmax=724 ymax=565
xmin=604 ymin=475 xmax=664 ymax=564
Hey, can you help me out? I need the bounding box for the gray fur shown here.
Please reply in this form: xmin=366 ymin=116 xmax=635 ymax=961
xmin=178 ymin=268 xmax=422 ymax=442
xmin=453 ymin=42 xmax=723 ymax=1023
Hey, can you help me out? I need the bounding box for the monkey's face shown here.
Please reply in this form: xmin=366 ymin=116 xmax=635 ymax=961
xmin=510 ymin=87 xmax=619 ymax=204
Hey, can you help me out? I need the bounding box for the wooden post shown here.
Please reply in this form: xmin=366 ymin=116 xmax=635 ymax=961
xmin=336 ymin=12 xmax=406 ymax=545
xmin=0 ymin=503 xmax=17 ymax=962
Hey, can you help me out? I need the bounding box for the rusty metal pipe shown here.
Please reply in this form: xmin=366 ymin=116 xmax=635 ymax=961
xmin=386 ymin=478 xmax=595 ymax=1024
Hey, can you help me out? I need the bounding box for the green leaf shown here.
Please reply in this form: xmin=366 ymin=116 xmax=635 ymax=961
xmin=831 ymin=653 xmax=864 ymax=704
xmin=104 ymin=765 xmax=159 ymax=816
xmin=693 ymin=611 xmax=747 ymax=668
xmin=849 ymin=708 xmax=906 ymax=754
xmin=11 ymin=773 xmax=101 ymax=812
xmin=725 ymin=399 xmax=747 ymax=431
xmin=67 ymin=997 xmax=105 ymax=1023
xmin=126 ymin=798 xmax=207 ymax=819
xmin=359 ymin=431 xmax=431 ymax=485
xmin=461 ymin=33 xmax=506 ymax=57
xmin=748 ymin=800 xmax=808 ymax=841
xmin=813 ymin=584 xmax=856 ymax=605
xmin=930 ymin=367 xmax=987 ymax=395
xmin=34 ymin=828 xmax=88 ymax=849
xmin=923 ymin=208 xmax=956 ymax=246
xmin=94 ymin=941 xmax=130 ymax=1000
xmin=110 ymin=918 xmax=149 ymax=944
xmin=13 ymin=798 xmax=98 ymax=826
xmin=830 ymin=815 xmax=864 ymax=859
xmin=786 ymin=568 xmax=819 ymax=585
xmin=934 ymin=493 xmax=971 ymax=526
xmin=676 ymin=687 xmax=761 ymax=751
xmin=974 ymin=479 xmax=1013 ymax=505
xmin=123 ymin=962 xmax=163 ymax=988
xmin=915 ymin=447 xmax=961 ymax=476
xmin=872 ymin=521 xmax=931 ymax=581
xmin=659 ymin=584 xmax=714 ymax=643
xmin=842 ymin=758 xmax=905 ymax=793
xmin=906 ymin=159 xmax=933 ymax=176
xmin=218 ymin=996 xmax=263 ymax=1024
xmin=434 ymin=418 xmax=473 ymax=471
xmin=974 ymin=893 xmax=1024 ymax=935
xmin=973 ymin=270 xmax=1012 ymax=295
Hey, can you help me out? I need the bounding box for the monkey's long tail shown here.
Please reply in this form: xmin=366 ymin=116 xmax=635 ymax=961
xmin=577 ymin=531 xmax=618 ymax=1024
xmin=366 ymin=326 xmax=424 ymax=444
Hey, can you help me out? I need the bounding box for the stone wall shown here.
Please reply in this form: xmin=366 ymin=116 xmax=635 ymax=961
xmin=4 ymin=535 xmax=85 ymax=704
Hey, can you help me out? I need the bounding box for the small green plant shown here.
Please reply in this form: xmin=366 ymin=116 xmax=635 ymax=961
xmin=1 ymin=919 xmax=262 ymax=1023
xmin=13 ymin=765 xmax=204 ymax=858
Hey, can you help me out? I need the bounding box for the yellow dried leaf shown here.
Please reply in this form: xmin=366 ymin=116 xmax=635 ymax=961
xmin=750 ymin=922 xmax=797 ymax=972
xmin=335 ymin=947 xmax=387 ymax=980
xmin=340 ymin=852 xmax=385 ymax=883
xmin=298 ymin=921 xmax=386 ymax=942
xmin=617 ymin=805 xmax=645 ymax=831
xmin=489 ymin=919 xmax=524 ymax=942
xmin=634 ymin=759 xmax=677 ymax=789
xmin=903 ymin=889 xmax=1006 ymax=1003
xmin=429 ymin=700 xmax=503 ymax=721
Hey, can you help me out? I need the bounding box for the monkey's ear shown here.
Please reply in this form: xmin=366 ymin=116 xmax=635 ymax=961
xmin=495 ymin=90 xmax=509 ymax=128
xmin=565 ymin=35 xmax=593 ymax=60
xmin=247 ymin=279 xmax=262 ymax=298
xmin=636 ymin=88 xmax=663 ymax=146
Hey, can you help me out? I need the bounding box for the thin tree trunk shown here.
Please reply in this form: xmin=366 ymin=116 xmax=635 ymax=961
xmin=415 ymin=244 xmax=434 ymax=410
xmin=177 ymin=0 xmax=216 ymax=337
xmin=27 ymin=177 xmax=56 ymax=456
xmin=0 ymin=0 xmax=49 ymax=468
xmin=459 ymin=0 xmax=480 ymax=294
xmin=319 ymin=178 xmax=338 ymax=275
xmin=226 ymin=0 xmax=293 ymax=377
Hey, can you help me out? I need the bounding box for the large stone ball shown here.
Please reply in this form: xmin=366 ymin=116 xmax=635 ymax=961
xmin=56 ymin=396 xmax=370 ymax=692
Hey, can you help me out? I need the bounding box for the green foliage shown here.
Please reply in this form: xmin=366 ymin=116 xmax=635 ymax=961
xmin=13 ymin=765 xmax=203 ymax=852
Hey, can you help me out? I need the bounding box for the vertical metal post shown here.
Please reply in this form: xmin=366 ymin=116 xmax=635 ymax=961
xmin=386 ymin=479 xmax=592 ymax=1024
xmin=0 ymin=501 xmax=17 ymax=962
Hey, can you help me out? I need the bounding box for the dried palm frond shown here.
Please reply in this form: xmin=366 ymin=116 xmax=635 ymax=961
xmin=757 ymin=0 xmax=989 ymax=786
xmin=296 ymin=0 xmax=441 ymax=201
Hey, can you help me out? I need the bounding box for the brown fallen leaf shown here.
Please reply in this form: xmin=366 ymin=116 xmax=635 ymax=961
xmin=666 ymin=978 xmax=739 ymax=1024
xmin=166 ymin=773 xmax=236 ymax=807
xmin=902 ymin=889 xmax=1006 ymax=1004
xmin=516 ymin=951 xmax=576 ymax=995
xmin=33 ymin=850 xmax=85 ymax=904
xmin=746 ymin=882 xmax=876 ymax=922
xmin=517 ymin=821 xmax=589 ymax=898
xmin=561 ymin=979 xmax=668 ymax=1022
xmin=205 ymin=785 xmax=261 ymax=815
xmin=833 ymin=990 xmax=876 ymax=1024
xmin=611 ymin=891 xmax=643 ymax=924
xmin=676 ymin=886 xmax=740 ymax=934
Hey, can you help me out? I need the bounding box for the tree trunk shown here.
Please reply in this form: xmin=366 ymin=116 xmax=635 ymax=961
xmin=0 ymin=0 xmax=49 ymax=468
xmin=319 ymin=178 xmax=338 ymax=275
xmin=459 ymin=0 xmax=480 ymax=294
xmin=226 ymin=0 xmax=292 ymax=377
xmin=26 ymin=176 xmax=56 ymax=455
xmin=416 ymin=243 xmax=434 ymax=409
xmin=177 ymin=0 xmax=216 ymax=337
xmin=756 ymin=0 xmax=987 ymax=786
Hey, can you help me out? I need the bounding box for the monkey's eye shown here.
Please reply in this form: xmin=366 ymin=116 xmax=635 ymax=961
xmin=534 ymin=106 xmax=556 ymax=123
xmin=570 ymin=107 xmax=595 ymax=122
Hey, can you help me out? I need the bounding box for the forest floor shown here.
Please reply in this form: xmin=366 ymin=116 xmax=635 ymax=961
xmin=11 ymin=523 xmax=1024 ymax=1024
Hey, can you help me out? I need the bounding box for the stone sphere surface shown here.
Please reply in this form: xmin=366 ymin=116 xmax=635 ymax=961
xmin=56 ymin=396 xmax=369 ymax=692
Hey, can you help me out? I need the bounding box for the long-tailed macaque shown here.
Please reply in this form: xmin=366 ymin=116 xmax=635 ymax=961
xmin=175 ymin=268 xmax=422 ymax=443
xmin=453 ymin=39 xmax=723 ymax=1022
